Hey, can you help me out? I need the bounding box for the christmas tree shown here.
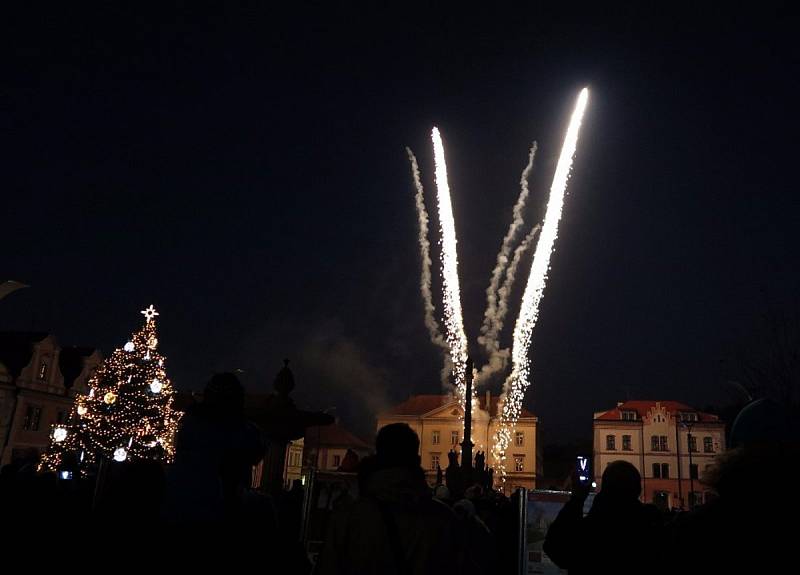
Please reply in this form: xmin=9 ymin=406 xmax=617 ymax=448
xmin=40 ymin=305 xmax=180 ymax=473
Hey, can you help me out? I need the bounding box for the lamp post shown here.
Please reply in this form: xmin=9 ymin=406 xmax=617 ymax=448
xmin=682 ymin=421 xmax=695 ymax=509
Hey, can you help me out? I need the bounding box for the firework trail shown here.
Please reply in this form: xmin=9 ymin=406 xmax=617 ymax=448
xmin=432 ymin=127 xmax=469 ymax=401
xmin=406 ymin=147 xmax=448 ymax=353
xmin=477 ymin=222 xmax=541 ymax=383
xmin=478 ymin=142 xmax=538 ymax=359
xmin=493 ymin=88 xmax=589 ymax=472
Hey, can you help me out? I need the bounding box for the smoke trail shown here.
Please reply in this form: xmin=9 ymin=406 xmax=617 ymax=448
xmin=493 ymin=88 xmax=590 ymax=474
xmin=478 ymin=142 xmax=538 ymax=358
xmin=431 ymin=127 xmax=469 ymax=401
xmin=476 ymin=222 xmax=541 ymax=383
xmin=406 ymin=147 xmax=448 ymax=353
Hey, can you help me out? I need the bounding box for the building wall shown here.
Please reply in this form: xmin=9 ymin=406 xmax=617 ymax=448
xmin=377 ymin=405 xmax=538 ymax=494
xmin=593 ymin=405 xmax=725 ymax=509
xmin=0 ymin=338 xmax=100 ymax=465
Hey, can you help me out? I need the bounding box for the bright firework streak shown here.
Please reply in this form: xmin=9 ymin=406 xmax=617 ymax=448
xmin=432 ymin=127 xmax=469 ymax=404
xmin=494 ymin=88 xmax=590 ymax=471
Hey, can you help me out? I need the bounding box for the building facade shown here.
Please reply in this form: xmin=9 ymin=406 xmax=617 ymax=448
xmin=593 ymin=400 xmax=725 ymax=509
xmin=0 ymin=333 xmax=101 ymax=465
xmin=377 ymin=392 xmax=540 ymax=494
xmin=281 ymin=423 xmax=372 ymax=488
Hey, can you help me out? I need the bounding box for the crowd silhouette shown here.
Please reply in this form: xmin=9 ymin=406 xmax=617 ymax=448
xmin=1 ymin=372 xmax=797 ymax=573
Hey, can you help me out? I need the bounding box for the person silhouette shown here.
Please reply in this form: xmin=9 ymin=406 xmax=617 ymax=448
xmin=544 ymin=460 xmax=662 ymax=574
xmin=317 ymin=423 xmax=462 ymax=574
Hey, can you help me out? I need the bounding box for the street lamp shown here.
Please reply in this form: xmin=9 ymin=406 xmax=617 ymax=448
xmin=681 ymin=420 xmax=695 ymax=509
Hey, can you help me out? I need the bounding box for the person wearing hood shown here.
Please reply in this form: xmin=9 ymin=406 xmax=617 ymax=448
xmin=317 ymin=423 xmax=462 ymax=575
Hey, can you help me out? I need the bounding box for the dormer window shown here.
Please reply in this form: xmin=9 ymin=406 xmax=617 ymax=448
xmin=679 ymin=412 xmax=698 ymax=422
xmin=38 ymin=360 xmax=48 ymax=380
xmin=621 ymin=410 xmax=637 ymax=421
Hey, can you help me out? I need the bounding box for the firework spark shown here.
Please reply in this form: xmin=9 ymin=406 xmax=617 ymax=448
xmin=494 ymin=87 xmax=589 ymax=471
xmin=432 ymin=127 xmax=469 ymax=402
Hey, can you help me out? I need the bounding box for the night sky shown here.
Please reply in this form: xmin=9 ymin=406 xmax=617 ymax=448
xmin=3 ymin=5 xmax=797 ymax=442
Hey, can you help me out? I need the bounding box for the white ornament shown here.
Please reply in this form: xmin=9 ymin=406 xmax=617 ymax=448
xmin=148 ymin=335 xmax=158 ymax=349
xmin=150 ymin=379 xmax=163 ymax=394
xmin=77 ymin=405 xmax=88 ymax=416
xmin=53 ymin=427 xmax=68 ymax=442
xmin=144 ymin=351 xmax=151 ymax=360
xmin=141 ymin=305 xmax=159 ymax=322
xmin=124 ymin=342 xmax=135 ymax=352
xmin=113 ymin=447 xmax=128 ymax=462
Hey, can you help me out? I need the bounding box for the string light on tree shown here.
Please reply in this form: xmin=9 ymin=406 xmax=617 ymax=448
xmin=39 ymin=305 xmax=181 ymax=474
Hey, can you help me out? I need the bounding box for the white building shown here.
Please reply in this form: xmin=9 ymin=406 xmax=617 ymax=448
xmin=593 ymin=400 xmax=726 ymax=509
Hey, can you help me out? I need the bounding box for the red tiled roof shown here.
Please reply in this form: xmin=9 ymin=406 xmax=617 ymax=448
xmin=305 ymin=423 xmax=371 ymax=450
xmin=381 ymin=394 xmax=536 ymax=418
xmin=594 ymin=400 xmax=720 ymax=423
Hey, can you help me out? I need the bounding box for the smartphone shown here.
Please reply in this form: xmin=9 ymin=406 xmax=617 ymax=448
xmin=576 ymin=456 xmax=590 ymax=484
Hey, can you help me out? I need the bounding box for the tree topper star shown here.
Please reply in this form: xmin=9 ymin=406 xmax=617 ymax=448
xmin=141 ymin=305 xmax=159 ymax=322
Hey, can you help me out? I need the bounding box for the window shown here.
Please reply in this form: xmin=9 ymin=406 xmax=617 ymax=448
xmin=38 ymin=361 xmax=47 ymax=380
xmin=23 ymin=406 xmax=42 ymax=431
xmin=621 ymin=410 xmax=637 ymax=421
xmin=688 ymin=435 xmax=698 ymax=452
xmin=514 ymin=455 xmax=525 ymax=472
xmin=679 ymin=412 xmax=698 ymax=422
xmin=432 ymin=430 xmax=440 ymax=445
xmin=703 ymin=437 xmax=714 ymax=453
xmin=333 ymin=455 xmax=341 ymax=468
xmin=652 ymin=463 xmax=661 ymax=478
xmin=515 ymin=431 xmax=524 ymax=446
xmin=451 ymin=431 xmax=459 ymax=445
xmin=606 ymin=435 xmax=616 ymax=450
xmin=622 ymin=435 xmax=632 ymax=451
xmin=661 ymin=463 xmax=669 ymax=479
xmin=651 ymin=435 xmax=668 ymax=451
xmin=690 ymin=464 xmax=698 ymax=480
xmin=431 ymin=453 xmax=440 ymax=470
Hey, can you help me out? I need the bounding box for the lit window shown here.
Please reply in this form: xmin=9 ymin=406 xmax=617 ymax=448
xmin=622 ymin=435 xmax=632 ymax=451
xmin=514 ymin=455 xmax=525 ymax=472
xmin=703 ymin=437 xmax=714 ymax=453
xmin=38 ymin=361 xmax=47 ymax=380
xmin=606 ymin=435 xmax=616 ymax=450
xmin=431 ymin=453 xmax=440 ymax=470
xmin=515 ymin=431 xmax=524 ymax=446
xmin=451 ymin=431 xmax=459 ymax=445
xmin=432 ymin=430 xmax=440 ymax=445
